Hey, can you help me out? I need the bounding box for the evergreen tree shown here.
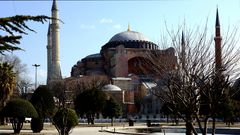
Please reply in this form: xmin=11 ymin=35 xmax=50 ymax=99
xmin=102 ymin=97 xmax=122 ymax=126
xmin=0 ymin=15 xmax=50 ymax=53
xmin=74 ymin=88 xmax=107 ymax=124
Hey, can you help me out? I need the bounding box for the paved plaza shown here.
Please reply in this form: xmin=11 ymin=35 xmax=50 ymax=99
xmin=1 ymin=123 xmax=240 ymax=135
xmin=0 ymin=127 xmax=111 ymax=135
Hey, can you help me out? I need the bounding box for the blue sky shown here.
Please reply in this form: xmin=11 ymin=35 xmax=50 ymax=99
xmin=1 ymin=0 xmax=240 ymax=85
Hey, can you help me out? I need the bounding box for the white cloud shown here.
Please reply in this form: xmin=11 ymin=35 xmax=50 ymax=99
xmin=80 ymin=24 xmax=95 ymax=29
xmin=113 ymin=24 xmax=122 ymax=29
xmin=99 ymin=18 xmax=113 ymax=24
xmin=99 ymin=18 xmax=122 ymax=30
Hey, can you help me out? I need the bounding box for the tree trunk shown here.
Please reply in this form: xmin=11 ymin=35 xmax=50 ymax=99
xmin=12 ymin=118 xmax=23 ymax=133
xmin=185 ymin=116 xmax=198 ymax=135
xmin=186 ymin=122 xmax=194 ymax=135
xmin=87 ymin=118 xmax=90 ymax=125
xmin=174 ymin=115 xmax=179 ymax=125
xmin=212 ymin=117 xmax=216 ymax=135
xmin=185 ymin=113 xmax=198 ymax=135
xmin=202 ymin=117 xmax=209 ymax=135
xmin=167 ymin=115 xmax=169 ymax=123
xmin=90 ymin=114 xmax=94 ymax=125
xmin=87 ymin=114 xmax=91 ymax=125
xmin=192 ymin=123 xmax=198 ymax=135
xmin=60 ymin=129 xmax=65 ymax=135
xmin=111 ymin=118 xmax=113 ymax=126
xmin=60 ymin=129 xmax=69 ymax=135
xmin=91 ymin=118 xmax=94 ymax=125
xmin=0 ymin=116 xmax=4 ymax=125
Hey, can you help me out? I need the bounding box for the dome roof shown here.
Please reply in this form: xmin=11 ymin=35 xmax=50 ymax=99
xmin=109 ymin=30 xmax=150 ymax=42
xmin=102 ymin=84 xmax=121 ymax=91
xmin=85 ymin=53 xmax=102 ymax=59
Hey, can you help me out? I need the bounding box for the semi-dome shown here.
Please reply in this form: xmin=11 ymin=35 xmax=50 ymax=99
xmin=102 ymin=84 xmax=121 ymax=91
xmin=109 ymin=30 xmax=150 ymax=42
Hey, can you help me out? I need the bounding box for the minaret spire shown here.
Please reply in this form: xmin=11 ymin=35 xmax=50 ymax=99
xmin=215 ymin=7 xmax=220 ymax=27
xmin=47 ymin=23 xmax=52 ymax=84
xmin=181 ymin=31 xmax=186 ymax=69
xmin=214 ymin=7 xmax=222 ymax=73
xmin=52 ymin=0 xmax=57 ymax=11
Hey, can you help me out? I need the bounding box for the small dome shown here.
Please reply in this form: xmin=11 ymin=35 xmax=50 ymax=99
xmin=109 ymin=31 xmax=150 ymax=42
xmin=102 ymin=84 xmax=121 ymax=91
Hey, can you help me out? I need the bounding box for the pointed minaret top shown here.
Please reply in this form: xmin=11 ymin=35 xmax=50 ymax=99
xmin=127 ymin=23 xmax=131 ymax=31
xmin=216 ymin=7 xmax=220 ymax=27
xmin=181 ymin=31 xmax=186 ymax=69
xmin=51 ymin=0 xmax=58 ymax=11
xmin=181 ymin=31 xmax=185 ymax=45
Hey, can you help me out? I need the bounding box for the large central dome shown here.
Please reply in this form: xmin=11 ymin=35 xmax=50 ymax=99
xmin=101 ymin=27 xmax=158 ymax=51
xmin=109 ymin=30 xmax=150 ymax=42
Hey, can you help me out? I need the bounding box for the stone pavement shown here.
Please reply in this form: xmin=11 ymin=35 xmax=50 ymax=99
xmin=1 ymin=124 xmax=240 ymax=135
xmin=0 ymin=127 xmax=113 ymax=135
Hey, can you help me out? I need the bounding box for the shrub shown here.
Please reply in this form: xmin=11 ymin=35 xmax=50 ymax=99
xmin=30 ymin=85 xmax=55 ymax=117
xmin=53 ymin=108 xmax=78 ymax=135
xmin=2 ymin=99 xmax=38 ymax=133
xmin=31 ymin=117 xmax=43 ymax=133
xmin=30 ymin=85 xmax=55 ymax=132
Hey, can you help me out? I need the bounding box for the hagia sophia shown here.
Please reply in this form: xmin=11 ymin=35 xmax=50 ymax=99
xmin=70 ymin=26 xmax=176 ymax=78
xmin=46 ymin=0 xmax=224 ymax=118
xmin=69 ymin=24 xmax=177 ymax=116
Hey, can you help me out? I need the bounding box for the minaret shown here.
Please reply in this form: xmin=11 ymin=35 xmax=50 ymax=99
xmin=46 ymin=23 xmax=52 ymax=84
xmin=214 ymin=8 xmax=222 ymax=72
xmin=181 ymin=31 xmax=186 ymax=69
xmin=51 ymin=0 xmax=62 ymax=80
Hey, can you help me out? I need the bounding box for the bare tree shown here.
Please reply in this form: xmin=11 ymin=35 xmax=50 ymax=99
xmin=0 ymin=54 xmax=33 ymax=95
xmin=146 ymin=24 xmax=240 ymax=135
xmin=50 ymin=75 xmax=108 ymax=108
xmin=17 ymin=78 xmax=33 ymax=95
xmin=49 ymin=80 xmax=68 ymax=108
xmin=66 ymin=75 xmax=108 ymax=95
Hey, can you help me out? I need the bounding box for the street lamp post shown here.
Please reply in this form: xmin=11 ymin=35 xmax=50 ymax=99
xmin=32 ymin=64 xmax=40 ymax=90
